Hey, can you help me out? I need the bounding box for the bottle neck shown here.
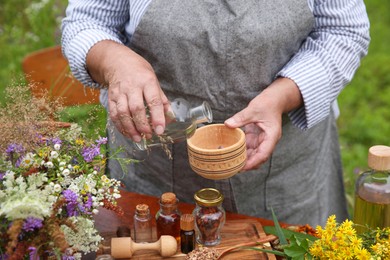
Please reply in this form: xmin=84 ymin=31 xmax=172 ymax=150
xmin=189 ymin=101 xmax=213 ymax=124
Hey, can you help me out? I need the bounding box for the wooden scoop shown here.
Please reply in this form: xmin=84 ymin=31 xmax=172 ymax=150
xmin=111 ymin=235 xmax=177 ymax=258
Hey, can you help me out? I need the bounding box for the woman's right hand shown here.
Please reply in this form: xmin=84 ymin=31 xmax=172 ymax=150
xmin=86 ymin=40 xmax=170 ymax=142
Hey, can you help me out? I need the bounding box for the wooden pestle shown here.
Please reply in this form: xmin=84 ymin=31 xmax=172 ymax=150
xmin=111 ymin=235 xmax=177 ymax=258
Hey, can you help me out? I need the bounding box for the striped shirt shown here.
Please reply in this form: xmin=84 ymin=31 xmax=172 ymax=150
xmin=61 ymin=0 xmax=370 ymax=130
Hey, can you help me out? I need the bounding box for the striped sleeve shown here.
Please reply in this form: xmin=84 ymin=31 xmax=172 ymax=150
xmin=277 ymin=0 xmax=370 ymax=130
xmin=61 ymin=0 xmax=130 ymax=88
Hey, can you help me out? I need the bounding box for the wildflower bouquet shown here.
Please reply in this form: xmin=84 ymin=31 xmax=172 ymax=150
xmin=0 ymin=123 xmax=123 ymax=259
xmin=0 ymin=84 xmax=128 ymax=259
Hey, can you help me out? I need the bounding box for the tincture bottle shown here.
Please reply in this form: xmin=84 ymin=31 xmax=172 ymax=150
xmin=156 ymin=192 xmax=181 ymax=242
xmin=180 ymin=214 xmax=195 ymax=254
xmin=133 ymin=204 xmax=153 ymax=243
xmin=353 ymin=145 xmax=390 ymax=233
xmin=135 ymin=98 xmax=213 ymax=150
xmin=193 ymin=188 xmax=225 ymax=246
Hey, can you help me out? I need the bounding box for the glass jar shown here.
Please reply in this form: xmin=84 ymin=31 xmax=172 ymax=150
xmin=193 ymin=188 xmax=225 ymax=246
xmin=135 ymin=98 xmax=213 ymax=150
xmin=353 ymin=145 xmax=390 ymax=234
xmin=133 ymin=204 xmax=153 ymax=243
xmin=156 ymin=192 xmax=182 ymax=242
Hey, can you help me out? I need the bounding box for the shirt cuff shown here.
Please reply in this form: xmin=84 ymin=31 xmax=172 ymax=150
xmin=277 ymin=52 xmax=331 ymax=130
xmin=64 ymin=29 xmax=124 ymax=88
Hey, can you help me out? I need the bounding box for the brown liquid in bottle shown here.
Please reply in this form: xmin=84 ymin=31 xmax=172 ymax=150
xmin=156 ymin=192 xmax=181 ymax=242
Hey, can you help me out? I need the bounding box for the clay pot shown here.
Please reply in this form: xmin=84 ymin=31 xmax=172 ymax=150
xmin=187 ymin=124 xmax=247 ymax=180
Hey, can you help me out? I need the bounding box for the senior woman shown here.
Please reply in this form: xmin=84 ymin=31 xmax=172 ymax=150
xmin=61 ymin=0 xmax=370 ymax=226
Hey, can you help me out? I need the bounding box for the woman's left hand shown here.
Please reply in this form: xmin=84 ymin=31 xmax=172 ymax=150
xmin=224 ymin=77 xmax=303 ymax=170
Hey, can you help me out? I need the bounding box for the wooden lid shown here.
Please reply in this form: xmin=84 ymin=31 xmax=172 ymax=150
xmin=180 ymin=214 xmax=194 ymax=231
xmin=368 ymin=145 xmax=390 ymax=171
xmin=161 ymin=192 xmax=177 ymax=205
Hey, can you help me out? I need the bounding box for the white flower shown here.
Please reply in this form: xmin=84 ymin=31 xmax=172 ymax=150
xmin=54 ymin=143 xmax=61 ymax=150
xmin=62 ymin=169 xmax=70 ymax=176
xmin=61 ymin=216 xmax=102 ymax=254
xmin=45 ymin=161 xmax=54 ymax=168
xmin=53 ymin=184 xmax=62 ymax=193
xmin=113 ymin=193 xmax=121 ymax=199
xmin=50 ymin=151 xmax=59 ymax=159
xmin=59 ymin=161 xmax=66 ymax=166
xmin=0 ymin=191 xmax=52 ymax=220
xmin=92 ymin=209 xmax=99 ymax=215
xmin=20 ymin=153 xmax=35 ymax=168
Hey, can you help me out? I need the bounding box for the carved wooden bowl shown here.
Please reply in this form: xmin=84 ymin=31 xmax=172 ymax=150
xmin=187 ymin=124 xmax=247 ymax=180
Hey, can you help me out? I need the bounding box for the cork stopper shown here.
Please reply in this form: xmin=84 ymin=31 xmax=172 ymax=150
xmin=135 ymin=204 xmax=150 ymax=214
xmin=180 ymin=214 xmax=194 ymax=231
xmin=160 ymin=192 xmax=177 ymax=205
xmin=368 ymin=145 xmax=390 ymax=171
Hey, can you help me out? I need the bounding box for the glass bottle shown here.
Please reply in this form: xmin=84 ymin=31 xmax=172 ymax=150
xmin=156 ymin=192 xmax=182 ymax=242
xmin=353 ymin=145 xmax=390 ymax=234
xmin=133 ymin=204 xmax=153 ymax=243
xmin=193 ymin=188 xmax=225 ymax=246
xmin=180 ymin=214 xmax=195 ymax=254
xmin=135 ymin=98 xmax=213 ymax=150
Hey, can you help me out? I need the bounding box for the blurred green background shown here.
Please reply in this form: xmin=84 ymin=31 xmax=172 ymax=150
xmin=0 ymin=0 xmax=389 ymax=217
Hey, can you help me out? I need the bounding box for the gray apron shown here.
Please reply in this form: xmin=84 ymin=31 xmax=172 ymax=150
xmin=108 ymin=0 xmax=348 ymax=226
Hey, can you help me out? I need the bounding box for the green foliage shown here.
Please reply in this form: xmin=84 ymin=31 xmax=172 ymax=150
xmin=0 ymin=0 xmax=106 ymax=139
xmin=337 ymin=0 xmax=390 ymax=216
xmin=264 ymin=210 xmax=318 ymax=260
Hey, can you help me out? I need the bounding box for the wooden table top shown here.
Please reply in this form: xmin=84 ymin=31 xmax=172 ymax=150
xmin=94 ymin=190 xmax=276 ymax=234
xmin=91 ymin=190 xmax=278 ymax=259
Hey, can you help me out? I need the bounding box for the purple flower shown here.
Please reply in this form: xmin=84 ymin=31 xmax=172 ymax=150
xmin=96 ymin=137 xmax=108 ymax=145
xmin=0 ymin=172 xmax=5 ymax=181
xmin=23 ymin=217 xmax=43 ymax=232
xmin=82 ymin=145 xmax=100 ymax=162
xmin=84 ymin=193 xmax=93 ymax=211
xmin=51 ymin=137 xmax=62 ymax=145
xmin=62 ymin=256 xmax=75 ymax=260
xmin=63 ymin=189 xmax=79 ymax=217
xmin=5 ymin=143 xmax=24 ymax=154
xmin=29 ymin=246 xmax=39 ymax=260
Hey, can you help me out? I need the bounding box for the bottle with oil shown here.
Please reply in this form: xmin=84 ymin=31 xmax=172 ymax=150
xmin=135 ymin=98 xmax=213 ymax=150
xmin=156 ymin=192 xmax=182 ymax=242
xmin=353 ymin=145 xmax=390 ymax=234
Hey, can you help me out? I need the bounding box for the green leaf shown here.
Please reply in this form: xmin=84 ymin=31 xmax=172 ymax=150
xmin=271 ymin=208 xmax=288 ymax=245
xmin=244 ymin=247 xmax=286 ymax=257
xmin=264 ymin=226 xmax=318 ymax=242
xmin=283 ymin=235 xmax=311 ymax=260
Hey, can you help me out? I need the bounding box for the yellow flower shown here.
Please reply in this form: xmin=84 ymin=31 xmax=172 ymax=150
xmin=76 ymin=139 xmax=85 ymax=145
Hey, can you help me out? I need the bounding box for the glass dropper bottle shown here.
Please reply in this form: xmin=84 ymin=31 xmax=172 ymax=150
xmin=135 ymin=98 xmax=213 ymax=150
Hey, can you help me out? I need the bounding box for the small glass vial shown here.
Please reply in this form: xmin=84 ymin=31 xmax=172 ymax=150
xmin=133 ymin=204 xmax=153 ymax=243
xmin=135 ymin=98 xmax=213 ymax=150
xmin=180 ymin=214 xmax=195 ymax=254
xmin=156 ymin=192 xmax=181 ymax=242
xmin=353 ymin=145 xmax=390 ymax=233
xmin=193 ymin=188 xmax=225 ymax=246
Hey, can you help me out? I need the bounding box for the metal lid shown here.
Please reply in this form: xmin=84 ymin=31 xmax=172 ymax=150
xmin=194 ymin=188 xmax=224 ymax=207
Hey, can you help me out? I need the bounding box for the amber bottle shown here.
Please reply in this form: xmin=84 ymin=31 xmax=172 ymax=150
xmin=180 ymin=214 xmax=195 ymax=254
xmin=156 ymin=192 xmax=181 ymax=241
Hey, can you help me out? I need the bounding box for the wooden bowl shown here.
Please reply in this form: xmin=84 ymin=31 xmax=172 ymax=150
xmin=187 ymin=124 xmax=247 ymax=180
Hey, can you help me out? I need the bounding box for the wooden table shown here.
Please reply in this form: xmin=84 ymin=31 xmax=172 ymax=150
xmin=92 ymin=190 xmax=277 ymax=259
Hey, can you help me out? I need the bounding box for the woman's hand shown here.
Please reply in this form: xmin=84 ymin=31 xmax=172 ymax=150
xmin=86 ymin=40 xmax=170 ymax=142
xmin=224 ymin=78 xmax=303 ymax=170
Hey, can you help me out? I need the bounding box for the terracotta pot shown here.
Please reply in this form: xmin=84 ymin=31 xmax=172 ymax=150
xmin=187 ymin=124 xmax=247 ymax=180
